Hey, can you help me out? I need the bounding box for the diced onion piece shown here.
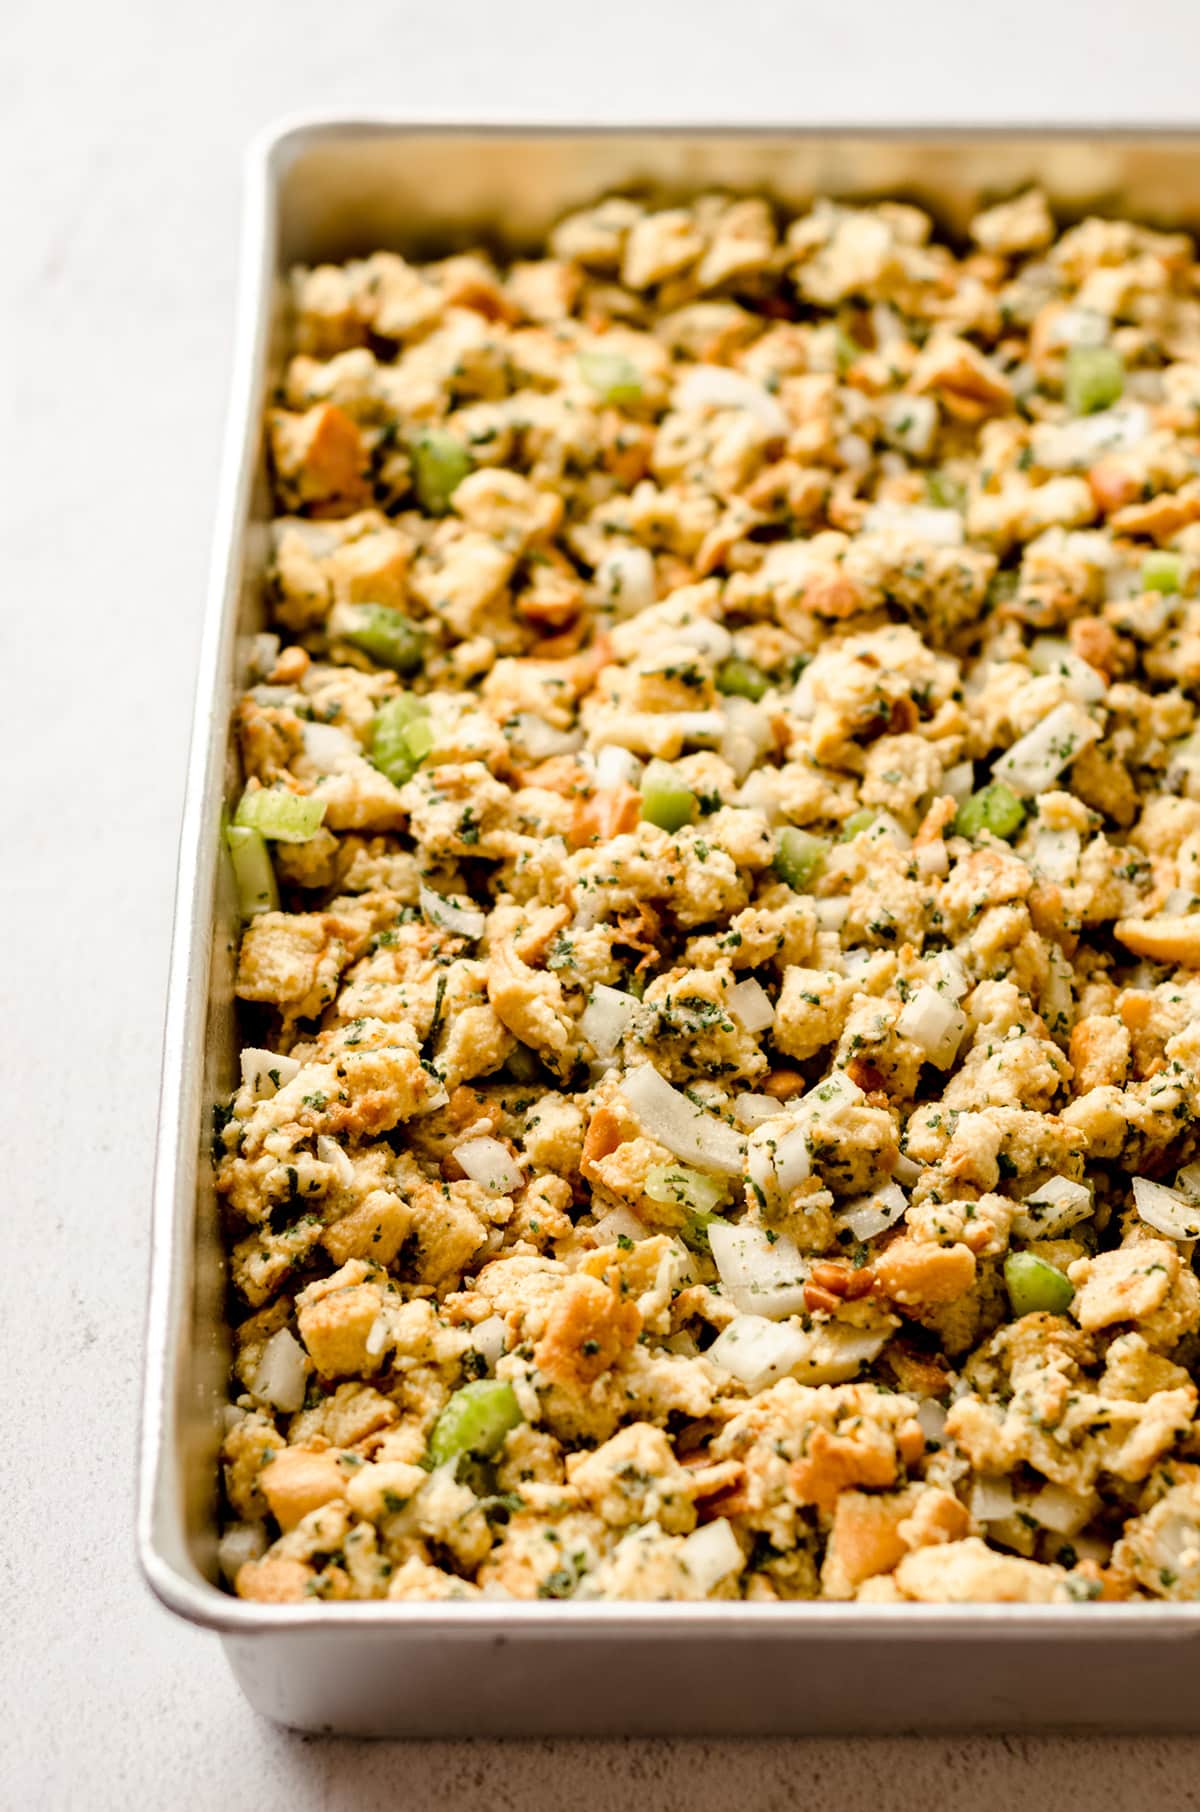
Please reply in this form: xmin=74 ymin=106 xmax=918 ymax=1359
xmin=251 ymin=1328 xmax=309 ymax=1414
xmin=1011 ymin=1174 xmax=1093 ymax=1240
xmin=218 ymin=1523 xmax=268 ymax=1584
xmin=1176 ymin=1163 xmax=1200 ymax=1202
xmin=815 ymin=896 xmax=850 ymax=931
xmin=881 ymin=394 xmax=938 ymax=458
xmin=916 ymin=840 xmax=948 ymax=878
xmin=1046 ymin=305 xmax=1110 ymax=351
xmin=719 ymin=694 xmax=772 ymax=782
xmin=1043 ymin=944 xmax=1075 ymax=1039
xmin=1030 ymin=827 xmax=1081 ymax=882
xmin=591 ymin=1203 xmax=651 ymax=1245
xmin=941 ymin=761 xmax=975 ymax=802
xmin=1033 ymin=402 xmax=1148 ymax=471
xmin=579 ymin=984 xmax=640 ymax=1059
xmin=364 ymin=1307 xmax=394 ymax=1359
xmin=455 ymin=1137 xmax=523 ymax=1196
xmin=735 ymin=770 xmax=783 ymax=824
xmin=249 ymin=632 xmax=282 ymax=680
xmin=834 ymin=1181 xmax=908 ymax=1242
xmin=234 ymin=786 xmax=326 ymax=843
xmin=300 ymin=720 xmax=360 ymax=768
xmin=675 ymin=619 xmax=734 ymax=662
xmin=708 ymin=1222 xmax=810 ymax=1319
xmin=653 ymin=1238 xmax=699 ymax=1298
xmin=836 ymin=432 xmax=872 ymax=470
xmin=648 ymin=712 xmax=729 ymax=745
xmin=727 ymin=977 xmax=775 ymax=1033
xmin=706 ymin=1313 xmax=813 ymax=1390
xmin=929 ymin=951 xmax=969 ymax=1001
xmin=681 ymin=1518 xmax=742 ymax=1594
xmin=593 ymin=544 xmax=656 ymax=617
xmin=618 ymin=1064 xmax=747 ymax=1178
xmin=896 ymin=987 xmax=966 ymax=1068
xmin=1133 ymin=1176 xmax=1200 ymax=1241
xmin=863 ymin=501 xmax=964 ymax=546
xmin=789 ymin=668 xmax=816 ymax=720
xmin=993 ymin=699 xmax=1102 ymax=800
xmin=1029 ymin=636 xmax=1107 ymax=704
xmin=734 ymin=1093 xmax=789 ymax=1128
xmin=675 ymin=364 xmax=790 ymax=438
xmin=316 ymin=1134 xmax=354 ymax=1188
xmin=799 ymin=1320 xmax=893 ymax=1384
xmin=747 ymin=1135 xmax=779 ymax=1203
xmin=470 ymin=1315 xmax=508 ymax=1371
xmin=420 ymin=884 xmax=486 ymax=940
xmin=863 ymin=810 xmax=911 ymax=850
xmin=892 ymin=1152 xmax=922 ymax=1186
xmin=239 ymin=1048 xmax=300 ymax=1096
xmin=970 ymin=1475 xmax=1017 ymax=1523
xmin=1024 ymin=1482 xmax=1096 ymax=1536
xmin=504 ymin=715 xmax=583 ymax=761
xmin=1169 ymin=732 xmax=1200 ymax=785
xmin=916 ymin=1399 xmax=947 ymax=1442
xmin=594 ymin=744 xmax=643 ymax=790
xmin=750 ymin=1070 xmax=865 ymax=1196
xmin=767 ymin=1125 xmax=812 ymax=1192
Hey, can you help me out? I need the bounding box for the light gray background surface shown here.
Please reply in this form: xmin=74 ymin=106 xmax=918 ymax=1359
xmin=7 ymin=2 xmax=1200 ymax=1804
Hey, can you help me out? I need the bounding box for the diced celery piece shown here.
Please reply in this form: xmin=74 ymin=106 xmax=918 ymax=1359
xmin=679 ymin=1208 xmax=731 ymax=1254
xmin=1004 ymin=1251 xmax=1074 ymax=1317
xmin=1142 ymin=550 xmax=1183 ymax=595
xmin=336 ymin=603 xmax=426 ymax=674
xmin=954 ymin=782 xmax=1025 ymax=842
xmin=640 ymin=760 xmax=696 ymax=833
xmin=426 ymin=1380 xmax=523 ymax=1468
xmin=926 ymin=471 xmax=966 ymax=512
xmin=1064 ymin=344 xmax=1124 ymax=416
xmin=370 ymin=696 xmax=432 ymax=786
xmin=834 ymin=327 xmax=861 ymax=374
xmin=224 ymin=823 xmax=279 ymax=917
xmin=716 ymin=657 xmax=770 ymax=702
xmin=644 ymin=1165 xmax=729 ymax=1218
xmin=839 ymin=809 xmax=877 ymax=842
xmin=577 ymin=348 xmax=643 ymax=405
xmin=234 ymin=787 xmax=326 ymax=843
xmin=774 ymin=826 xmax=828 ymax=891
xmin=411 ymin=429 xmax=471 ymax=514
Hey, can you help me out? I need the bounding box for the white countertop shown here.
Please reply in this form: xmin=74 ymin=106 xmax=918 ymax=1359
xmin=7 ymin=0 xmax=1200 ymax=1800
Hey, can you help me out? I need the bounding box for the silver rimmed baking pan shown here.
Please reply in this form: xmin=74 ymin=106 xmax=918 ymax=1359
xmin=139 ymin=116 xmax=1200 ymax=1736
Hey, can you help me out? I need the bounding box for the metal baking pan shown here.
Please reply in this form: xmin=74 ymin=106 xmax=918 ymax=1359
xmin=139 ymin=115 xmax=1200 ymax=1736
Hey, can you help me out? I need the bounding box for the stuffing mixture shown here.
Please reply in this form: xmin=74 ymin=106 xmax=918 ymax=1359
xmin=217 ymin=187 xmax=1200 ymax=1608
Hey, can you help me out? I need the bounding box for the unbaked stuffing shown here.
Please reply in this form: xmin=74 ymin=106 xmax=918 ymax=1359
xmin=216 ymin=187 xmax=1200 ymax=1608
